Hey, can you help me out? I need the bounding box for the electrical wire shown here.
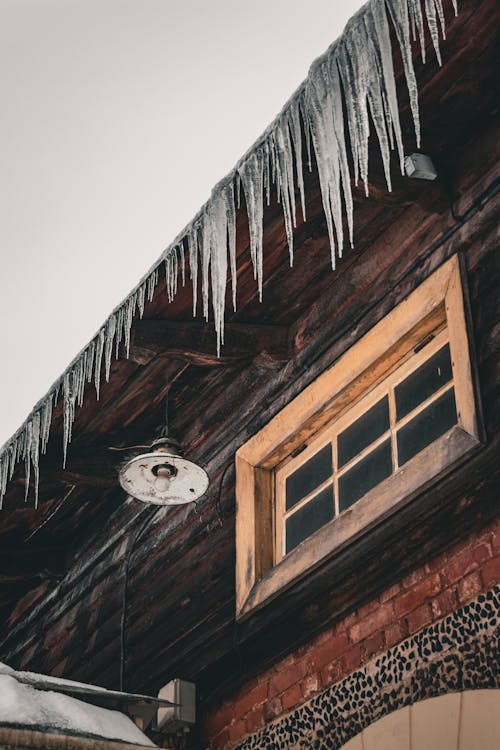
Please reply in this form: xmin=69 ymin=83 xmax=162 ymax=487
xmin=119 ymin=506 xmax=159 ymax=692
xmin=216 ymin=461 xmax=233 ymax=528
xmin=120 ymin=371 xmax=172 ymax=692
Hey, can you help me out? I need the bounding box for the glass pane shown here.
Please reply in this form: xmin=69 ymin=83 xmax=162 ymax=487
xmin=395 ymin=344 xmax=453 ymax=420
xmin=338 ymin=439 xmax=393 ymax=512
xmin=397 ymin=388 xmax=457 ymax=466
xmin=286 ymin=443 xmax=332 ymax=511
xmin=338 ymin=397 xmax=390 ymax=468
xmin=285 ymin=484 xmax=334 ymax=554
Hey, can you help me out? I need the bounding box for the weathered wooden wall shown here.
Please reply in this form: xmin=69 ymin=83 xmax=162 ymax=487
xmin=0 ymin=1 xmax=498 ymax=747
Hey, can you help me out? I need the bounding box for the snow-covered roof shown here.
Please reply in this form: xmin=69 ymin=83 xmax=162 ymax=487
xmin=0 ymin=663 xmax=154 ymax=746
xmin=0 ymin=0 xmax=457 ymax=506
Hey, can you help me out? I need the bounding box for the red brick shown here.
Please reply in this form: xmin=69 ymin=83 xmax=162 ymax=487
xmin=211 ymin=728 xmax=230 ymax=750
xmin=315 ymin=625 xmax=335 ymax=645
xmin=263 ymin=696 xmax=283 ymax=722
xmin=450 ymin=535 xmax=472 ymax=557
xmin=358 ymin=598 xmax=379 ymax=619
xmin=309 ymin=632 xmax=349 ymax=670
xmin=234 ymin=680 xmax=268 ymax=716
xmin=349 ymin=603 xmax=393 ymax=643
xmin=431 ymin=587 xmax=457 ymax=618
xmin=458 ymin=571 xmax=483 ymax=603
xmin=402 ymin=568 xmax=425 ymax=588
xmin=394 ymin=574 xmax=441 ymax=617
xmin=245 ymin=705 xmax=264 ymax=734
xmin=492 ymin=528 xmax=500 ymax=552
xmin=206 ymin=703 xmax=235 ymax=737
xmin=380 ymin=582 xmax=401 ymax=603
xmin=301 ymin=673 xmax=320 ymax=699
xmin=281 ymin=683 xmax=303 ymax=711
xmin=320 ymin=659 xmax=342 ymax=687
xmin=269 ymin=661 xmax=306 ymax=696
xmin=440 ymin=546 xmax=488 ymax=587
xmin=361 ymin=630 xmax=385 ymax=659
xmin=385 ymin=620 xmax=409 ymax=648
xmin=483 ymin=556 xmax=500 ymax=587
xmin=471 ymin=541 xmax=493 ymax=564
xmin=342 ymin=645 xmax=362 ymax=673
xmin=228 ymin=719 xmax=247 ymax=742
xmin=407 ymin=603 xmax=433 ymax=634
xmin=337 ymin=610 xmax=358 ymax=633
xmin=425 ymin=550 xmax=448 ymax=573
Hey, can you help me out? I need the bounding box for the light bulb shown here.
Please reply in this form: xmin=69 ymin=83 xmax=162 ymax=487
xmin=153 ymin=466 xmax=172 ymax=494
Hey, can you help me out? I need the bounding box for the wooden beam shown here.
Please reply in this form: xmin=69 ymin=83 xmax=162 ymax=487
xmin=10 ymin=449 xmax=119 ymax=491
xmin=352 ymin=171 xmax=449 ymax=212
xmin=129 ymin=320 xmax=290 ymax=366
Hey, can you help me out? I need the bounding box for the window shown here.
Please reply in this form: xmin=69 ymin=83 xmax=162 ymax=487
xmin=235 ymin=255 xmax=482 ymax=618
xmin=276 ymin=332 xmax=457 ymax=559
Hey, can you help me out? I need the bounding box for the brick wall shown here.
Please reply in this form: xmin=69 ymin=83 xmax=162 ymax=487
xmin=205 ymin=516 xmax=500 ymax=749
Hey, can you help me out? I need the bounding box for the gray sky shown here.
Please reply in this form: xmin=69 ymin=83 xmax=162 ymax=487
xmin=0 ymin=0 xmax=363 ymax=447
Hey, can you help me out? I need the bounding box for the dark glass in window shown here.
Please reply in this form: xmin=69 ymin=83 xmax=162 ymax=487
xmin=338 ymin=439 xmax=393 ymax=512
xmin=286 ymin=443 xmax=332 ymax=511
xmin=337 ymin=397 xmax=390 ymax=468
xmin=285 ymin=484 xmax=334 ymax=554
xmin=397 ymin=387 xmax=457 ymax=466
xmin=395 ymin=344 xmax=453 ymax=420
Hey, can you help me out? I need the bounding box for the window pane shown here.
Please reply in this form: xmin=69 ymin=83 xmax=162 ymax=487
xmin=337 ymin=397 xmax=390 ymax=468
xmin=338 ymin=439 xmax=392 ymax=512
xmin=395 ymin=344 xmax=453 ymax=420
xmin=397 ymin=388 xmax=457 ymax=466
xmin=285 ymin=484 xmax=334 ymax=554
xmin=286 ymin=443 xmax=332 ymax=511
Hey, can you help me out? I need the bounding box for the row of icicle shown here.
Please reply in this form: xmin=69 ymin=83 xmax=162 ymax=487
xmin=0 ymin=0 xmax=457 ymax=508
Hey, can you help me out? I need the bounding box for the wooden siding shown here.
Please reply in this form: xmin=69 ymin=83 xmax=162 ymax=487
xmin=0 ymin=0 xmax=498 ymax=742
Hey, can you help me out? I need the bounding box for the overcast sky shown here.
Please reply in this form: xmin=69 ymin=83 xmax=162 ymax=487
xmin=0 ymin=0 xmax=364 ymax=448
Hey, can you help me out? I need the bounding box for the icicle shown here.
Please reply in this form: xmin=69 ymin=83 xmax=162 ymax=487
xmin=125 ymin=296 xmax=136 ymax=358
xmin=104 ymin=315 xmax=117 ymax=382
xmin=209 ymin=190 xmax=229 ymax=354
xmin=115 ymin=307 xmax=125 ymax=359
xmin=188 ymin=226 xmax=199 ymax=316
xmin=273 ymin=115 xmax=297 ymax=265
xmin=94 ymin=328 xmax=105 ymax=400
xmin=408 ymin=0 xmax=427 ymax=62
xmin=24 ymin=419 xmax=32 ymax=502
xmin=164 ymin=252 xmax=178 ymax=304
xmin=300 ymin=97 xmax=313 ymax=173
xmin=386 ymin=0 xmax=421 ymax=147
xmin=423 ymin=0 xmax=442 ymax=65
xmin=239 ymin=149 xmax=264 ymax=299
xmin=40 ymin=396 xmax=53 ymax=455
xmin=146 ymin=268 xmax=158 ymax=302
xmin=201 ymin=213 xmax=212 ymax=321
xmin=227 ymin=181 xmax=237 ymax=312
xmin=62 ymin=371 xmax=76 ymax=468
xmin=180 ymin=241 xmax=186 ymax=287
xmin=24 ymin=413 xmax=40 ymax=507
xmin=369 ymin=0 xmax=405 ymax=174
xmin=288 ymin=96 xmax=307 ymax=223
xmin=137 ymin=282 xmax=146 ymax=318
xmin=76 ymin=357 xmax=86 ymax=408
xmin=306 ymin=50 xmax=344 ymax=266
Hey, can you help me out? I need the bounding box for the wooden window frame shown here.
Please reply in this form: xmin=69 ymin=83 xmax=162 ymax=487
xmin=235 ymin=255 xmax=482 ymax=619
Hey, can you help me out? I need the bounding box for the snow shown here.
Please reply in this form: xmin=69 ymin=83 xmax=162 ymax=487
xmin=0 ymin=0 xmax=456 ymax=507
xmin=0 ymin=672 xmax=154 ymax=745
